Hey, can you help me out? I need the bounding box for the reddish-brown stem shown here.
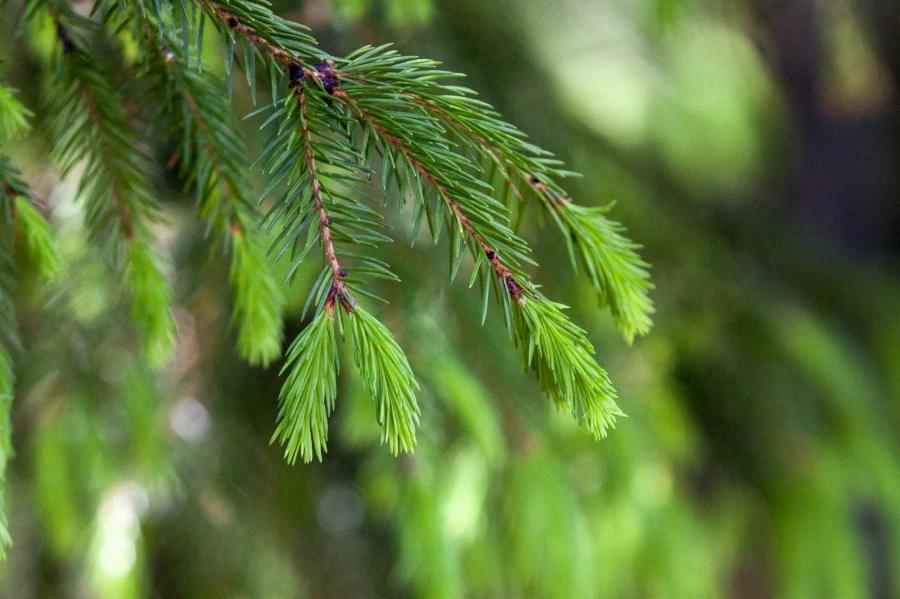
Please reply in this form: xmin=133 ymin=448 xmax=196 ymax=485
xmin=205 ymin=2 xmax=297 ymax=67
xmin=334 ymin=90 xmax=525 ymax=304
xmin=297 ymin=90 xmax=354 ymax=315
xmin=409 ymin=95 xmax=525 ymax=203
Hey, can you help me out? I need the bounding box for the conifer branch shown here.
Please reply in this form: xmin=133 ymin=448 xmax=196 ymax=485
xmin=337 ymin=51 xmax=654 ymax=342
xmin=44 ymin=8 xmax=176 ymax=365
xmin=200 ymin=0 xmax=628 ymax=440
xmin=318 ymin=73 xmax=622 ymax=436
xmin=259 ymin=79 xmax=419 ymax=458
xmin=137 ymin=15 xmax=285 ymax=365
xmin=335 ymin=87 xmax=525 ymax=303
xmin=273 ymin=310 xmax=338 ymax=464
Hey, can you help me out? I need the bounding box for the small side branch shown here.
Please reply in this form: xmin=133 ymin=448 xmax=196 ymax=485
xmin=296 ymin=90 xmax=354 ymax=315
xmin=334 ymin=90 xmax=526 ymax=305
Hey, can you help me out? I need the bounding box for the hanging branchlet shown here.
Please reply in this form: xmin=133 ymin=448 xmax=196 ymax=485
xmin=273 ymin=310 xmax=339 ymax=464
xmin=257 ymin=67 xmax=419 ymax=458
xmin=337 ymin=48 xmax=654 ymax=342
xmin=134 ymin=14 xmax=285 ymax=366
xmin=350 ymin=307 xmax=420 ymax=455
xmin=42 ymin=8 xmax=176 ymax=365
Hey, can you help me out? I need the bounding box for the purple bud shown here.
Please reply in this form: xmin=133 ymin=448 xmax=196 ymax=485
xmin=322 ymin=77 xmax=338 ymax=95
xmin=288 ymin=63 xmax=305 ymax=88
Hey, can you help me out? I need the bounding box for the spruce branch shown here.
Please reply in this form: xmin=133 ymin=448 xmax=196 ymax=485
xmin=5 ymin=0 xmax=648 ymax=471
xmin=43 ymin=9 xmax=176 ymax=365
xmin=350 ymin=306 xmax=420 ymax=454
xmin=328 ymin=77 xmax=622 ymax=436
xmin=196 ymin=0 xmax=323 ymax=69
xmin=198 ymin=0 xmax=629 ymax=440
xmin=335 ymin=48 xmax=654 ymax=342
xmin=260 ymin=81 xmax=420 ymax=457
xmin=125 ymin=239 xmax=177 ymax=367
xmin=137 ymin=17 xmax=285 ymax=365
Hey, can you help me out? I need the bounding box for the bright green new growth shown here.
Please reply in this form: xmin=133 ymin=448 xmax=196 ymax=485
xmin=230 ymin=231 xmax=284 ymax=366
xmin=138 ymin=28 xmax=286 ymax=364
xmin=350 ymin=307 xmax=421 ymax=455
xmin=0 ymin=94 xmax=63 ymax=556
xmin=0 ymin=85 xmax=32 ymax=141
xmin=273 ymin=312 xmax=339 ymax=464
xmin=514 ymin=298 xmax=622 ymax=438
xmin=13 ymin=197 xmax=64 ymax=283
xmin=564 ymin=204 xmax=654 ymax=343
xmin=125 ymin=240 xmax=177 ymax=367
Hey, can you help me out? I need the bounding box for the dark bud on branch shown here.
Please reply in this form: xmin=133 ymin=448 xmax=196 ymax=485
xmin=322 ymin=77 xmax=339 ymax=95
xmin=313 ymin=61 xmax=340 ymax=95
xmin=227 ymin=16 xmax=239 ymax=28
xmin=288 ymin=63 xmax=305 ymax=88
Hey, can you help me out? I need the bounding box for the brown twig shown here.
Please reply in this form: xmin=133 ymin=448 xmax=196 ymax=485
xmin=297 ymin=90 xmax=355 ymax=315
xmin=205 ymin=2 xmax=297 ymax=67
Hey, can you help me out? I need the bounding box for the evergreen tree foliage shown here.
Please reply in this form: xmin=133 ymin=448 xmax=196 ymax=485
xmin=3 ymin=1 xmax=893 ymax=597
xmin=0 ymin=0 xmax=653 ymax=556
